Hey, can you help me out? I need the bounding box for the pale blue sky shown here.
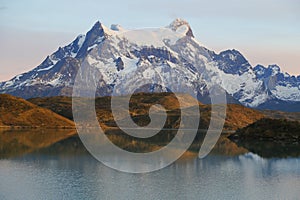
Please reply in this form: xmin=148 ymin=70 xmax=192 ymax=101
xmin=0 ymin=0 xmax=299 ymax=81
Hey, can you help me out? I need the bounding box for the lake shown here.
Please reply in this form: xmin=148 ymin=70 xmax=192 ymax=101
xmin=0 ymin=129 xmax=300 ymax=199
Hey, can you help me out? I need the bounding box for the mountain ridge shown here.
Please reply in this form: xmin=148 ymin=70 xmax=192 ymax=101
xmin=0 ymin=19 xmax=299 ymax=111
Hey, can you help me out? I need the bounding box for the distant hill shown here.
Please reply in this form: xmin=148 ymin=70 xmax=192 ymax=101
xmin=29 ymin=93 xmax=264 ymax=131
xmin=228 ymin=118 xmax=300 ymax=158
xmin=29 ymin=96 xmax=74 ymax=120
xmin=261 ymin=110 xmax=300 ymax=122
xmin=223 ymin=104 xmax=264 ymax=130
xmin=0 ymin=94 xmax=74 ymax=128
xmin=230 ymin=118 xmax=300 ymax=141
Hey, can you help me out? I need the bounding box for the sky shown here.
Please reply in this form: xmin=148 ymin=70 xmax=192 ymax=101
xmin=0 ymin=0 xmax=299 ymax=81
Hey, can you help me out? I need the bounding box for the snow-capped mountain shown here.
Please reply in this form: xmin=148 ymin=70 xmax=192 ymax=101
xmin=252 ymin=64 xmax=300 ymax=111
xmin=253 ymin=64 xmax=300 ymax=102
xmin=0 ymin=19 xmax=299 ymax=111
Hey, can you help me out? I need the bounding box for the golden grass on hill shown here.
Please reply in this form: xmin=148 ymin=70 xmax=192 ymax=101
xmin=0 ymin=94 xmax=74 ymax=128
xmin=223 ymin=104 xmax=265 ymax=130
xmin=29 ymin=93 xmax=265 ymax=131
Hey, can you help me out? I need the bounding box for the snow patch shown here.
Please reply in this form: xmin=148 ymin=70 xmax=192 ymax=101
xmin=87 ymin=55 xmax=99 ymax=65
xmin=37 ymin=65 xmax=55 ymax=72
xmin=229 ymin=54 xmax=237 ymax=61
xmin=77 ymin=34 xmax=86 ymax=47
xmin=272 ymin=85 xmax=300 ymax=101
xmin=176 ymin=25 xmax=189 ymax=35
xmin=87 ymin=44 xmax=98 ymax=51
xmin=283 ymin=72 xmax=290 ymax=78
xmin=120 ymin=57 xmax=139 ymax=73
xmin=119 ymin=28 xmax=185 ymax=47
xmin=48 ymin=78 xmax=61 ymax=86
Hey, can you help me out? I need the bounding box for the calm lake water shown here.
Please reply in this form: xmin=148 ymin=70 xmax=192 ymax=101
xmin=0 ymin=130 xmax=300 ymax=200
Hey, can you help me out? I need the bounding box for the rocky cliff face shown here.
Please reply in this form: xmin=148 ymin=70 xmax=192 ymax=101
xmin=0 ymin=19 xmax=299 ymax=111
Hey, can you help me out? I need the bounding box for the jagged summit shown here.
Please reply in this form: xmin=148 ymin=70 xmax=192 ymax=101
xmin=167 ymin=18 xmax=194 ymax=37
xmin=92 ymin=21 xmax=102 ymax=29
xmin=0 ymin=19 xmax=299 ymax=111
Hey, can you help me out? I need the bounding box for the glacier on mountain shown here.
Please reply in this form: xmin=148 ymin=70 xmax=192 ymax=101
xmin=0 ymin=19 xmax=299 ymax=111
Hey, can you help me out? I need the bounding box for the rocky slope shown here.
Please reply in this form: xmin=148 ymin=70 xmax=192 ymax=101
xmin=0 ymin=19 xmax=299 ymax=111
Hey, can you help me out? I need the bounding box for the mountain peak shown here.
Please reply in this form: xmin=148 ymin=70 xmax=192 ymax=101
xmin=220 ymin=49 xmax=243 ymax=57
xmin=254 ymin=64 xmax=266 ymax=70
xmin=0 ymin=20 xmax=299 ymax=111
xmin=76 ymin=21 xmax=109 ymax=58
xmin=268 ymin=64 xmax=280 ymax=73
xmin=92 ymin=21 xmax=102 ymax=29
xmin=167 ymin=18 xmax=194 ymax=37
xmin=213 ymin=49 xmax=251 ymax=75
xmin=88 ymin=21 xmax=106 ymax=36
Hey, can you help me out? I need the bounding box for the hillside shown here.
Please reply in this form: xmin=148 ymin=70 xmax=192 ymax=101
xmin=0 ymin=19 xmax=299 ymax=111
xmin=223 ymin=104 xmax=264 ymax=130
xmin=261 ymin=110 xmax=300 ymax=122
xmin=29 ymin=96 xmax=74 ymax=120
xmin=0 ymin=94 xmax=74 ymax=128
xmin=230 ymin=118 xmax=300 ymax=141
xmin=29 ymin=93 xmax=264 ymax=131
xmin=228 ymin=118 xmax=300 ymax=158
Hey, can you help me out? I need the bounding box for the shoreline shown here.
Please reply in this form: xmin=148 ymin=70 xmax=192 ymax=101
xmin=0 ymin=125 xmax=76 ymax=130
